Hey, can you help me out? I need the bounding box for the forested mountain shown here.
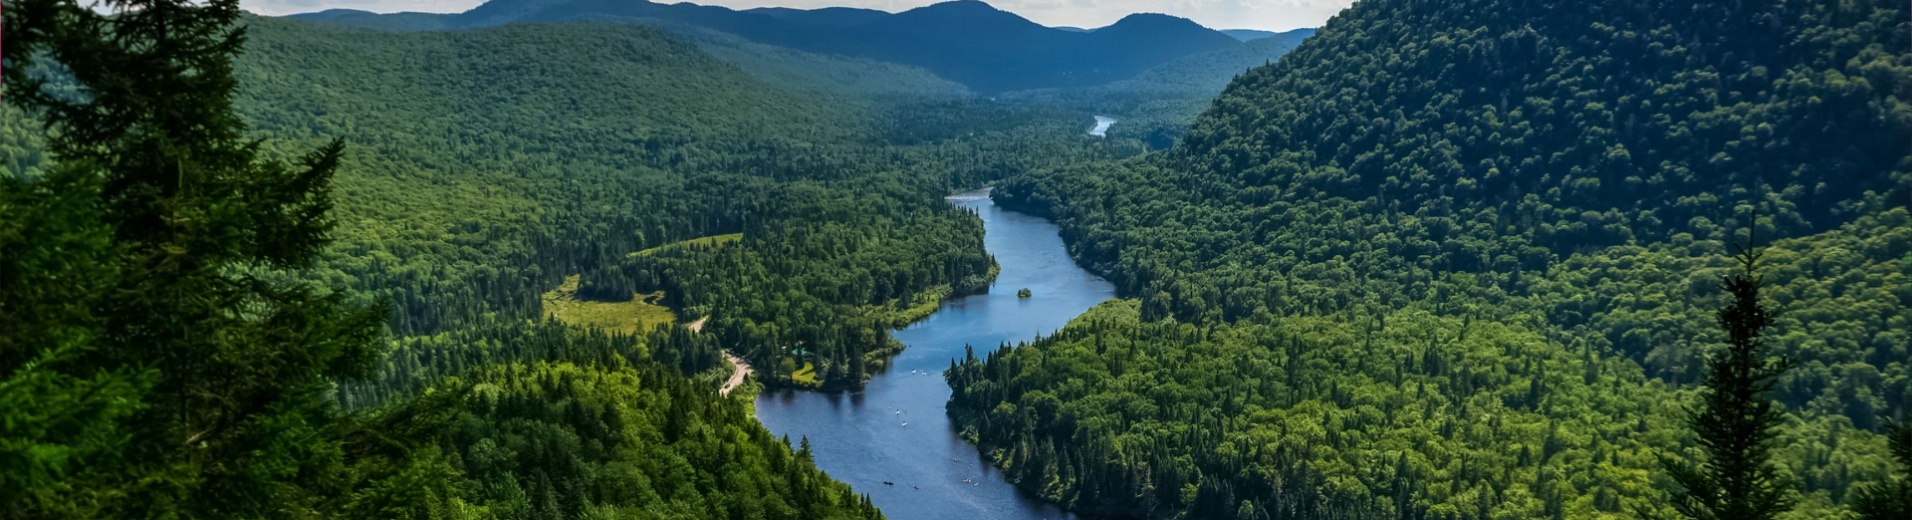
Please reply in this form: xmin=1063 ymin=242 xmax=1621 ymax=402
xmin=3 ymin=1 xmax=1143 ymax=516
xmin=223 ymin=15 xmax=1142 ymax=389
xmin=744 ymin=6 xmax=889 ymax=26
xmin=1004 ymin=31 xmax=1316 ymax=148
xmin=952 ymin=0 xmax=1912 ymax=517
xmin=1220 ymin=29 xmax=1315 ymax=42
xmin=288 ymin=0 xmax=1245 ymax=92
xmin=12 ymin=0 xmax=1906 ymax=517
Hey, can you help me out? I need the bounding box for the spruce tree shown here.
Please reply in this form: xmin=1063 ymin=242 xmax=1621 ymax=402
xmin=1 ymin=0 xmax=418 ymax=517
xmin=1665 ymin=230 xmax=1795 ymax=520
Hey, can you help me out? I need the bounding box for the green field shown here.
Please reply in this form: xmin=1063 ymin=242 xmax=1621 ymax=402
xmin=542 ymin=275 xmax=677 ymax=334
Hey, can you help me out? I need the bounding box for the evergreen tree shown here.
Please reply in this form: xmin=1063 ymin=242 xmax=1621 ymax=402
xmin=1853 ymin=422 xmax=1912 ymax=520
xmin=1666 ymin=233 xmax=1795 ymax=520
xmin=1 ymin=0 xmax=402 ymax=516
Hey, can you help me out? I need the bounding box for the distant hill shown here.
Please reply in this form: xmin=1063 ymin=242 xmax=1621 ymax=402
xmin=1222 ymin=27 xmax=1314 ymax=41
xmin=1001 ymin=31 xmax=1311 ymax=147
xmin=1220 ymin=28 xmax=1273 ymax=41
xmin=287 ymin=0 xmax=1245 ymax=93
xmin=285 ymin=8 xmax=377 ymax=21
xmin=745 ymin=6 xmax=888 ymax=26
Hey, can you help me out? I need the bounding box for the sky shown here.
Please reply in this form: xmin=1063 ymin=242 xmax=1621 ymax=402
xmin=241 ymin=0 xmax=1357 ymax=31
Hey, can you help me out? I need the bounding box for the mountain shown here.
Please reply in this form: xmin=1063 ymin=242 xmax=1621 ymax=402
xmin=1222 ymin=27 xmax=1313 ymax=43
xmin=1087 ymin=13 xmax=1245 ymax=75
xmin=954 ymin=0 xmax=1912 ymax=517
xmin=745 ymin=6 xmax=890 ymax=26
xmin=285 ymin=8 xmax=378 ymax=21
xmin=1001 ymin=31 xmax=1313 ymax=148
xmin=287 ymin=0 xmax=1245 ymax=93
xmin=1220 ymin=28 xmax=1275 ymax=41
xmin=5 ymin=11 xmax=949 ymax=518
xmin=284 ymin=8 xmax=457 ymax=30
xmin=222 ymin=13 xmax=1105 ymax=515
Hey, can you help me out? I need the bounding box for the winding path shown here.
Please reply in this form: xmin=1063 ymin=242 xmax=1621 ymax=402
xmin=719 ymin=352 xmax=753 ymax=396
xmin=689 ymin=316 xmax=755 ymax=396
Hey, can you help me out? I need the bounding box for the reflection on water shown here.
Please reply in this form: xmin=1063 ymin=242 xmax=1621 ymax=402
xmin=1089 ymin=115 xmax=1117 ymax=137
xmin=754 ymin=189 xmax=1115 ymax=520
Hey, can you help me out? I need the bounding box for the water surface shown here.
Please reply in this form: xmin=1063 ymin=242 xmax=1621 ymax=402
xmin=754 ymin=189 xmax=1115 ymax=520
xmin=1089 ymin=115 xmax=1117 ymax=137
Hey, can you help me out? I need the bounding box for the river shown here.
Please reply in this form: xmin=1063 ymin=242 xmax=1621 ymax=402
xmin=753 ymin=188 xmax=1116 ymax=520
xmin=1089 ymin=115 xmax=1117 ymax=137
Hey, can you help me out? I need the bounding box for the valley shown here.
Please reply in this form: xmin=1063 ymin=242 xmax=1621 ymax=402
xmin=3 ymin=0 xmax=1909 ymax=519
xmin=755 ymin=190 xmax=1115 ymax=520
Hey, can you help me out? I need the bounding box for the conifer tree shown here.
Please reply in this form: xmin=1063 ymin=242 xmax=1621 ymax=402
xmin=2 ymin=0 xmax=413 ymax=516
xmin=1665 ymin=228 xmax=1794 ymax=520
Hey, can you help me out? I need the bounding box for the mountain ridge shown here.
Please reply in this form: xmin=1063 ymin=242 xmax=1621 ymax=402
xmin=284 ymin=0 xmax=1246 ymax=93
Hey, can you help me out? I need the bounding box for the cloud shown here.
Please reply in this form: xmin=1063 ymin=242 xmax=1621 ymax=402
xmin=242 ymin=0 xmax=1356 ymax=30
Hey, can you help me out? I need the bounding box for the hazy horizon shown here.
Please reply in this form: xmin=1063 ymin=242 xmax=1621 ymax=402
xmin=242 ymin=0 xmax=1351 ymax=32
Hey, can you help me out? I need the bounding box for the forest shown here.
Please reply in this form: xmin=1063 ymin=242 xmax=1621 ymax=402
xmin=221 ymin=17 xmax=1143 ymax=391
xmin=0 ymin=1 xmax=1140 ymax=517
xmin=951 ymin=0 xmax=1912 ymax=517
xmin=5 ymin=0 xmax=1911 ymax=517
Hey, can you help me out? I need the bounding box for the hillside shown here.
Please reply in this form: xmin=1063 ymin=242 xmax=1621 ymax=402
xmin=3 ymin=8 xmax=1150 ymax=515
xmin=2 ymin=6 xmax=931 ymax=517
xmin=1001 ymin=32 xmax=1313 ymax=148
xmin=289 ymin=0 xmax=1245 ymax=93
xmin=226 ymin=15 xmax=1142 ymax=393
xmin=956 ymin=0 xmax=1912 ymax=517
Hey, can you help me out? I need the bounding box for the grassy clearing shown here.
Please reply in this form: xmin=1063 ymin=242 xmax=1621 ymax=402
xmin=790 ymin=362 xmax=819 ymax=386
xmin=542 ymin=274 xmax=676 ymax=334
xmin=630 ymin=233 xmax=743 ymax=258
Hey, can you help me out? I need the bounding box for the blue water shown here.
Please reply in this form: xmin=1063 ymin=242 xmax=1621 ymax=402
xmin=754 ymin=189 xmax=1116 ymax=520
xmin=1089 ymin=115 xmax=1117 ymax=137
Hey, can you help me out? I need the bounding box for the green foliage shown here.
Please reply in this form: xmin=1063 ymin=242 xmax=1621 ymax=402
xmin=0 ymin=0 xmax=421 ymax=515
xmin=958 ymin=0 xmax=1912 ymax=518
xmin=584 ymin=183 xmax=998 ymax=390
xmin=8 ymin=8 xmax=1141 ymax=517
xmin=951 ymin=300 xmax=1686 ymax=519
xmin=214 ymin=18 xmax=1146 ymax=394
xmin=0 ymin=104 xmax=48 ymax=179
xmin=1005 ymin=34 xmax=1310 ymax=148
xmin=1667 ymin=245 xmax=1795 ymax=519
xmin=1852 ymin=423 xmax=1912 ymax=519
xmin=443 ymin=361 xmax=882 ymax=519
xmin=541 ymin=275 xmax=677 ymax=335
xmin=0 ymin=164 xmax=140 ymax=517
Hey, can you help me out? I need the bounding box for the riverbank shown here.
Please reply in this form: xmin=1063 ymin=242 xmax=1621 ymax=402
xmin=753 ymin=191 xmax=1114 ymax=520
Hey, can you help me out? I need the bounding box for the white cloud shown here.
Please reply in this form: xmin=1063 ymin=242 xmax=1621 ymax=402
xmin=244 ymin=0 xmax=1354 ymax=30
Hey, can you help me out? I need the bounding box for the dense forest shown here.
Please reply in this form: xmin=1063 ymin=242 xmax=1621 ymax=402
xmin=1005 ymin=29 xmax=1315 ymax=148
xmin=0 ymin=0 xmax=1150 ymax=516
xmin=293 ymin=0 xmax=1246 ymax=93
xmin=219 ymin=17 xmax=1144 ymax=391
xmin=8 ymin=0 xmax=1910 ymax=517
xmin=951 ymin=0 xmax=1912 ymax=517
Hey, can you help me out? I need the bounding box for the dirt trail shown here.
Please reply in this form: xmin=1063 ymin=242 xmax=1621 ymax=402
xmin=719 ymin=352 xmax=753 ymax=396
xmin=688 ymin=316 xmax=753 ymax=396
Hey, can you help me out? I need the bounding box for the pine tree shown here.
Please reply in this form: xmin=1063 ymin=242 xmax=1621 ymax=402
xmin=1665 ymin=230 xmax=1794 ymax=520
xmin=1 ymin=0 xmax=408 ymax=516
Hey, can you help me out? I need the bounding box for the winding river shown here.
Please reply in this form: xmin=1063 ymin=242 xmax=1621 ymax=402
xmin=754 ymin=189 xmax=1115 ymax=520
